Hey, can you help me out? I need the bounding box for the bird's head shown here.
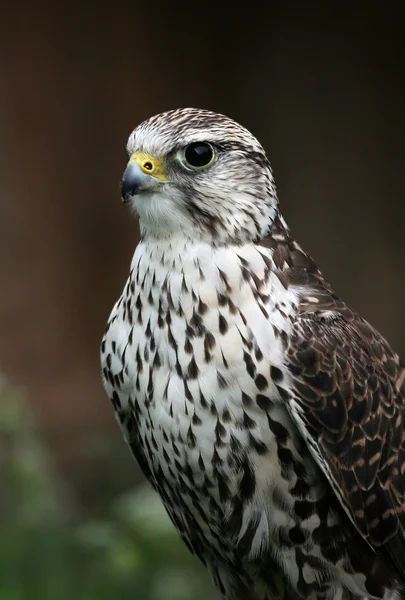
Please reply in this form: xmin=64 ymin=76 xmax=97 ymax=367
xmin=121 ymin=108 xmax=279 ymax=244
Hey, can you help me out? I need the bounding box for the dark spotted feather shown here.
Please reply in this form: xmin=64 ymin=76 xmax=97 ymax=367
xmin=260 ymin=219 xmax=405 ymax=578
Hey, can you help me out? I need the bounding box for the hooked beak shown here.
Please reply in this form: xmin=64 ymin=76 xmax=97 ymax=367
xmin=120 ymin=162 xmax=157 ymax=202
xmin=120 ymin=152 xmax=168 ymax=203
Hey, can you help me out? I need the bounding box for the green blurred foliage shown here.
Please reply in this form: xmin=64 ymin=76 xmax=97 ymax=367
xmin=0 ymin=377 xmax=219 ymax=600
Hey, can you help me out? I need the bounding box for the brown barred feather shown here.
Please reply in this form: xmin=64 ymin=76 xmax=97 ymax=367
xmin=261 ymin=218 xmax=405 ymax=577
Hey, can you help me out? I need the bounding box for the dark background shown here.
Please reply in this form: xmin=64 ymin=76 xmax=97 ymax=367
xmin=0 ymin=3 xmax=404 ymax=598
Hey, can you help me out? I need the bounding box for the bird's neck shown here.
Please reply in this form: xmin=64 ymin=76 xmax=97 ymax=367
xmin=137 ymin=207 xmax=286 ymax=249
xmin=130 ymin=213 xmax=295 ymax=294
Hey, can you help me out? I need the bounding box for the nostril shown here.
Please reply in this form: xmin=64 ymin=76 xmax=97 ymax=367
xmin=143 ymin=161 xmax=153 ymax=171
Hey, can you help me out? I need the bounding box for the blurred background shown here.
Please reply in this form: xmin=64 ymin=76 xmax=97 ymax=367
xmin=0 ymin=3 xmax=404 ymax=598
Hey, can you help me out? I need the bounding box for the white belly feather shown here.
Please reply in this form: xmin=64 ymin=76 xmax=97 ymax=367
xmin=101 ymin=238 xmax=333 ymax=586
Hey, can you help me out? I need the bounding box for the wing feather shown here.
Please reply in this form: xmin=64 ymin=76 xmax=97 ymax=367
xmin=259 ymin=221 xmax=405 ymax=577
xmin=287 ymin=309 xmax=405 ymax=546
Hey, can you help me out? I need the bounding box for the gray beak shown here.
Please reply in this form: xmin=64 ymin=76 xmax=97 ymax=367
xmin=120 ymin=162 xmax=159 ymax=202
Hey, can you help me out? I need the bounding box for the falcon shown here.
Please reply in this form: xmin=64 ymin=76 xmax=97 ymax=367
xmin=100 ymin=108 xmax=405 ymax=600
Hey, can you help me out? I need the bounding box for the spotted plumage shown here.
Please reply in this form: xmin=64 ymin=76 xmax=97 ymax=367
xmin=101 ymin=108 xmax=405 ymax=600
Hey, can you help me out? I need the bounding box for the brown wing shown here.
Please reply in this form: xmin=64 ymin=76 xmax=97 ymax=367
xmin=259 ymin=218 xmax=405 ymax=576
xmin=287 ymin=308 xmax=405 ymax=547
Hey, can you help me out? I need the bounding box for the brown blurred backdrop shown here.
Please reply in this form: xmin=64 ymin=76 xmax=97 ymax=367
xmin=0 ymin=3 xmax=404 ymax=505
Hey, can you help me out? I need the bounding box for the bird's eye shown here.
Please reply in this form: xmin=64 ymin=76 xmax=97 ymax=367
xmin=182 ymin=142 xmax=214 ymax=169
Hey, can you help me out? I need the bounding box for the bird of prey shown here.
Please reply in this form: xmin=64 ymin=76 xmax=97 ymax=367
xmin=101 ymin=108 xmax=405 ymax=600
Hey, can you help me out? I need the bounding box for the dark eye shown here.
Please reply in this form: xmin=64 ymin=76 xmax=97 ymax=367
xmin=183 ymin=142 xmax=214 ymax=168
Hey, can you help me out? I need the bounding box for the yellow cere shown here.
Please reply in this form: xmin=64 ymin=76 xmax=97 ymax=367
xmin=129 ymin=151 xmax=168 ymax=181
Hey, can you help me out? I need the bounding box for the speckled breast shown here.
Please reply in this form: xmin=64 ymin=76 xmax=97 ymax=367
xmin=101 ymin=239 xmax=305 ymax=552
